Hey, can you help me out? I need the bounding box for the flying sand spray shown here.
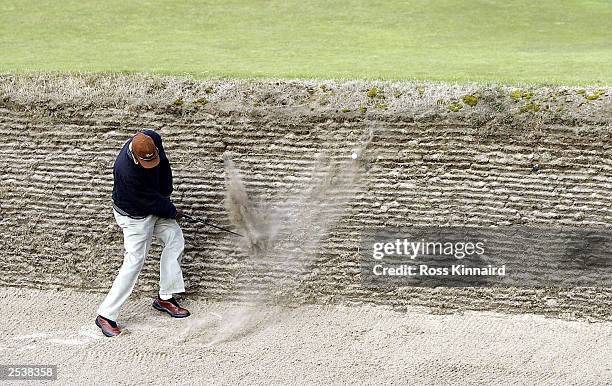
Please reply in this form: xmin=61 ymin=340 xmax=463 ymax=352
xmin=180 ymin=129 xmax=374 ymax=345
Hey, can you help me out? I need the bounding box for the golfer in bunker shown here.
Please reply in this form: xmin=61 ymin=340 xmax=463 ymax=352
xmin=96 ymin=130 xmax=189 ymax=337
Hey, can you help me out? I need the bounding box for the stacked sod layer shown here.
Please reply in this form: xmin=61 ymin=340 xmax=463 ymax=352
xmin=0 ymin=75 xmax=610 ymax=320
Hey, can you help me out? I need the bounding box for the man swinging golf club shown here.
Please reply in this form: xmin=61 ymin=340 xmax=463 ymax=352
xmin=95 ymin=130 xmax=190 ymax=337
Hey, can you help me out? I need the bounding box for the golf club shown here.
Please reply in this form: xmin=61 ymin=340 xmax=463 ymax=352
xmin=182 ymin=213 xmax=244 ymax=237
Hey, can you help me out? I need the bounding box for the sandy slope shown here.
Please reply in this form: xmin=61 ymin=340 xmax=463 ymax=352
xmin=0 ymin=288 xmax=610 ymax=385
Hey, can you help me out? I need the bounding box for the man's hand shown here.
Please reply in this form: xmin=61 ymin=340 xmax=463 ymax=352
xmin=175 ymin=208 xmax=184 ymax=221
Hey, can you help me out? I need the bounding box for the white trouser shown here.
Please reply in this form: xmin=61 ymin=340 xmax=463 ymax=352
xmin=97 ymin=209 xmax=186 ymax=321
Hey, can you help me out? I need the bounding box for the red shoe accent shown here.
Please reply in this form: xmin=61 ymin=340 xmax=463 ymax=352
xmin=153 ymin=297 xmax=191 ymax=318
xmin=95 ymin=315 xmax=121 ymax=337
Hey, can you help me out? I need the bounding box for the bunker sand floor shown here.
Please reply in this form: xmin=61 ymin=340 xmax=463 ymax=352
xmin=1 ymin=288 xmax=610 ymax=385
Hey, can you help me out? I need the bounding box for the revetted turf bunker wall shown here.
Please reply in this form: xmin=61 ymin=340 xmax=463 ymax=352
xmin=0 ymin=75 xmax=610 ymax=320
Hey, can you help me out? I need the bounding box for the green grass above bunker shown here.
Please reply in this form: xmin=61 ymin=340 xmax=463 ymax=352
xmin=0 ymin=0 xmax=610 ymax=84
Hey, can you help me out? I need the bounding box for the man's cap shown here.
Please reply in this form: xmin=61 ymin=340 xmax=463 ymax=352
xmin=131 ymin=132 xmax=160 ymax=169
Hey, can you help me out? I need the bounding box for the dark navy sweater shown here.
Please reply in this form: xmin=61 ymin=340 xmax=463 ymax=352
xmin=112 ymin=130 xmax=177 ymax=219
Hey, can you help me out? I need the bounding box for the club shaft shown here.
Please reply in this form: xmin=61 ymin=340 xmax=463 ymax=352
xmin=183 ymin=214 xmax=244 ymax=237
